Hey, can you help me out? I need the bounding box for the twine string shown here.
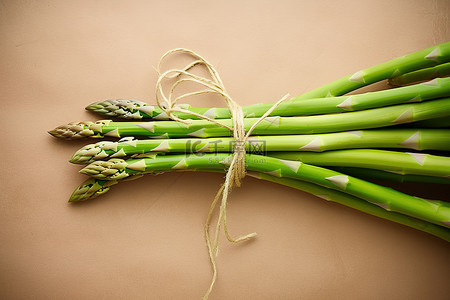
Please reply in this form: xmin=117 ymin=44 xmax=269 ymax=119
xmin=155 ymin=48 xmax=289 ymax=299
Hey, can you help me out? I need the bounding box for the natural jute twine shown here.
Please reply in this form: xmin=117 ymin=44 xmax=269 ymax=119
xmin=155 ymin=49 xmax=289 ymax=299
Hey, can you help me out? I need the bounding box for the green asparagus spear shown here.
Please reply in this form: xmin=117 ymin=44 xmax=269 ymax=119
xmin=252 ymin=173 xmax=450 ymax=242
xmin=390 ymin=63 xmax=450 ymax=86
xmin=85 ymin=78 xmax=450 ymax=120
xmin=70 ymin=129 xmax=450 ymax=164
xmin=268 ymin=149 xmax=450 ymax=178
xmin=50 ymin=98 xmax=450 ymax=140
xmin=296 ymin=41 xmax=450 ymax=99
xmin=327 ymin=167 xmax=450 ymax=184
xmin=79 ymin=154 xmax=450 ymax=228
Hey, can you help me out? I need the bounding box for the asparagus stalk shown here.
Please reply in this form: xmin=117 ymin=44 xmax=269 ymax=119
xmin=68 ymin=174 xmax=450 ymax=242
xmin=328 ymin=167 xmax=450 ymax=184
xmin=390 ymin=63 xmax=450 ymax=86
xmin=85 ymin=43 xmax=450 ymax=121
xmin=296 ymin=41 xmax=450 ymax=99
xmin=85 ymin=78 xmax=450 ymax=120
xmin=70 ymin=129 xmax=450 ymax=164
xmin=268 ymin=149 xmax=450 ymax=178
xmin=49 ymin=98 xmax=450 ymax=140
xmin=251 ymin=173 xmax=450 ymax=242
xmin=79 ymin=154 xmax=450 ymax=228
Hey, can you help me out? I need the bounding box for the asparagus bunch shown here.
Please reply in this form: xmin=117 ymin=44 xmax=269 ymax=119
xmin=49 ymin=42 xmax=450 ymax=244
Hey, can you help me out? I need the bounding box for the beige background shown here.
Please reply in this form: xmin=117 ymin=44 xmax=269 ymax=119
xmin=1 ymin=0 xmax=449 ymax=299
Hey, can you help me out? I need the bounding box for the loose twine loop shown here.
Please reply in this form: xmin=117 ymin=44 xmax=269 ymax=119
xmin=155 ymin=48 xmax=289 ymax=299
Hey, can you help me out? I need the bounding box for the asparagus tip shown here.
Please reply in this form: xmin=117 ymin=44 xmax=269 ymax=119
xmin=69 ymin=178 xmax=117 ymax=202
xmin=48 ymin=121 xmax=96 ymax=140
xmin=80 ymin=159 xmax=129 ymax=180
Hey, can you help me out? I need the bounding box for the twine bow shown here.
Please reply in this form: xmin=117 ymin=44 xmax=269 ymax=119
xmin=155 ymin=48 xmax=289 ymax=299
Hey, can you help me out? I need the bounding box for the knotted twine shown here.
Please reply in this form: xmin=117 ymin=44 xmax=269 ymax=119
xmin=155 ymin=49 xmax=289 ymax=299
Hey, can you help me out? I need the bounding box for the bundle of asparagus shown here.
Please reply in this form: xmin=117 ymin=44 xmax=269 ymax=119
xmin=49 ymin=42 xmax=450 ymax=239
xmin=49 ymin=43 xmax=450 ymax=298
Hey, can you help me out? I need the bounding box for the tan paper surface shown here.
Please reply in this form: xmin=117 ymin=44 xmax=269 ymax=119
xmin=1 ymin=0 xmax=449 ymax=299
